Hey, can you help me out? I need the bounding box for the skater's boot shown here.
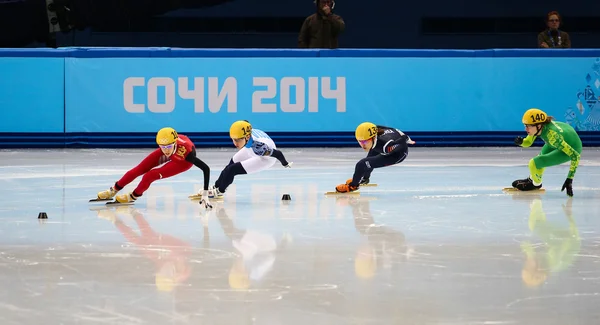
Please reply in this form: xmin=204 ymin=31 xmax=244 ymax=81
xmin=346 ymin=178 xmax=369 ymax=186
xmin=97 ymin=186 xmax=118 ymax=200
xmin=512 ymin=177 xmax=542 ymax=191
xmin=336 ymin=183 xmax=359 ymax=193
xmin=208 ymin=185 xmax=224 ymax=199
xmin=115 ymin=192 xmax=138 ymax=204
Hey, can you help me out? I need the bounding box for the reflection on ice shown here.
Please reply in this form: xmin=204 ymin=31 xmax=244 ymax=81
xmin=0 ymin=148 xmax=599 ymax=324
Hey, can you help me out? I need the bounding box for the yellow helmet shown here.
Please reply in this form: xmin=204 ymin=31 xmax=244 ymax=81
xmin=230 ymin=120 xmax=252 ymax=139
xmin=522 ymin=108 xmax=548 ymax=125
xmin=355 ymin=122 xmax=377 ymax=141
xmin=156 ymin=127 xmax=178 ymax=145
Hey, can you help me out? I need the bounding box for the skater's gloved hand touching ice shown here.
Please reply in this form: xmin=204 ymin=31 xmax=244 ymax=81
xmin=200 ymin=190 xmax=213 ymax=209
xmin=561 ymin=178 xmax=573 ymax=197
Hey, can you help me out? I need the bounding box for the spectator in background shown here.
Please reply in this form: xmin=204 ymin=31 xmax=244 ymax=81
xmin=538 ymin=11 xmax=571 ymax=48
xmin=298 ymin=0 xmax=345 ymax=49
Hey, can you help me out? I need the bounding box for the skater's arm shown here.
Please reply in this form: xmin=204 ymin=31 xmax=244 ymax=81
xmin=252 ymin=141 xmax=291 ymax=166
xmin=251 ymin=141 xmax=273 ymax=156
xmin=395 ymin=130 xmax=415 ymax=144
xmin=192 ymin=157 xmax=211 ymax=190
xmin=185 ymin=148 xmax=210 ymax=190
xmin=270 ymin=149 xmax=290 ymax=166
xmin=383 ymin=136 xmax=408 ymax=154
xmin=521 ymin=135 xmax=536 ymax=147
xmin=547 ymin=130 xmax=581 ymax=179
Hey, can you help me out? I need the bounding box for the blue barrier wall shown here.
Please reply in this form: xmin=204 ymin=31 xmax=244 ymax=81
xmin=1 ymin=48 xmax=600 ymax=148
xmin=0 ymin=57 xmax=65 ymax=133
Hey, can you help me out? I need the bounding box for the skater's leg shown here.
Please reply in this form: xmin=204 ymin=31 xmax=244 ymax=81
xmin=529 ymin=148 xmax=571 ymax=185
xmin=526 ymin=144 xmax=555 ymax=184
xmin=240 ymin=156 xmax=277 ymax=174
xmin=538 ymin=143 xmax=555 ymax=156
xmin=97 ymin=149 xmax=166 ymax=200
xmin=133 ymin=161 xmax=193 ymax=196
xmin=215 ymin=148 xmax=253 ymax=189
xmin=115 ymin=161 xmax=193 ymax=203
xmin=360 ymin=150 xmax=380 ymax=181
xmin=349 ymin=152 xmax=407 ymax=187
xmin=117 ymin=149 xmax=166 ymax=189
xmin=215 ymin=162 xmax=247 ymax=193
xmin=337 ymin=152 xmax=406 ymax=193
xmin=232 ymin=148 xmax=253 ymax=163
xmin=216 ymin=156 xmax=276 ymax=193
xmin=513 ymin=145 xmax=571 ymax=191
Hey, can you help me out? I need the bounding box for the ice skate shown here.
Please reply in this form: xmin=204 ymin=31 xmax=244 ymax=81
xmin=512 ymin=177 xmax=542 ymax=191
xmin=208 ymin=185 xmax=224 ymax=199
xmin=336 ymin=183 xmax=359 ymax=193
xmin=188 ymin=189 xmax=205 ymax=200
xmin=346 ymin=178 xmax=370 ymax=186
xmin=90 ymin=186 xmax=118 ymax=202
xmin=106 ymin=192 xmax=138 ymax=205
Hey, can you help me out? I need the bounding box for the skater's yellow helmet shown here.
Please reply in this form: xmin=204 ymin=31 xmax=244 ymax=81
xmin=522 ymin=108 xmax=548 ymax=125
xmin=156 ymin=127 xmax=178 ymax=145
xmin=230 ymin=120 xmax=252 ymax=139
xmin=355 ymin=122 xmax=378 ymax=141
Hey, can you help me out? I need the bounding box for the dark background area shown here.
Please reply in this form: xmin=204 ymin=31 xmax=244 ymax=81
xmin=0 ymin=0 xmax=598 ymax=49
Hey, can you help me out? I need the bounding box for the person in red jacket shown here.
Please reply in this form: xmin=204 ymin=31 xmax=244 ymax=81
xmin=95 ymin=127 xmax=211 ymax=207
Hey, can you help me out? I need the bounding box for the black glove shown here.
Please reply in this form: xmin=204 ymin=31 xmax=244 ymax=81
xmin=561 ymin=178 xmax=573 ymax=197
xmin=514 ymin=136 xmax=524 ymax=146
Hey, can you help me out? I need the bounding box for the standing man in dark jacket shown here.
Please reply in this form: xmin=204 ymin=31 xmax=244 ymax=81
xmin=298 ymin=0 xmax=345 ymax=49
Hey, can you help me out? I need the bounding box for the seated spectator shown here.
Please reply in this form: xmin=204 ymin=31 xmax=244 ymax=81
xmin=298 ymin=0 xmax=345 ymax=49
xmin=538 ymin=11 xmax=571 ymax=48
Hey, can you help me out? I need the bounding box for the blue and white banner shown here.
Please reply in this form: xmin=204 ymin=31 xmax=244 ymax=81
xmin=0 ymin=58 xmax=65 ymax=132
xmin=1 ymin=49 xmax=599 ymax=137
xmin=64 ymin=56 xmax=600 ymax=133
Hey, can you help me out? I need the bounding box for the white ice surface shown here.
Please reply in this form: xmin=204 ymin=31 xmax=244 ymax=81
xmin=0 ymin=147 xmax=599 ymax=324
